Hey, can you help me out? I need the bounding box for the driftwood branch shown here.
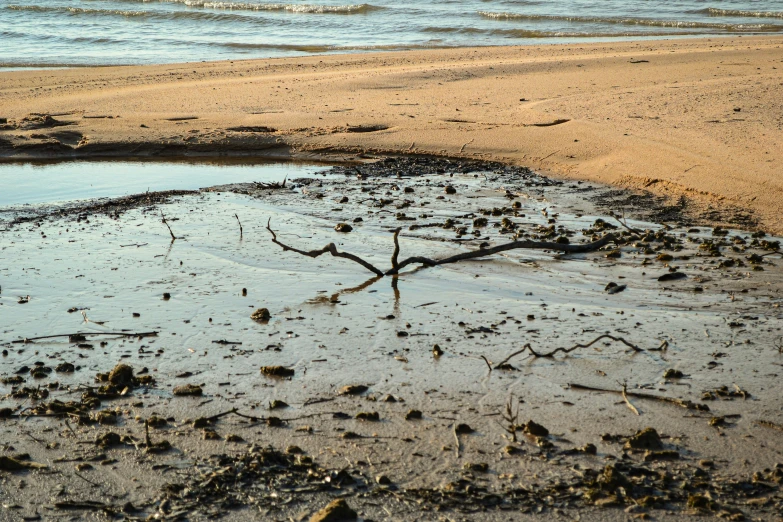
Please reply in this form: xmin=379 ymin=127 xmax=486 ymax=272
xmin=266 ymin=219 xmax=384 ymax=276
xmin=266 ymin=219 xmax=615 ymax=278
xmin=386 ymin=234 xmax=616 ymax=275
xmin=493 ymin=334 xmax=644 ymax=368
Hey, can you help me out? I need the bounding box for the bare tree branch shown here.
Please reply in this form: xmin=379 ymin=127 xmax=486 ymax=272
xmin=386 ymin=234 xmax=616 ymax=275
xmin=266 ymin=218 xmax=616 ymax=279
xmin=266 ymin=219 xmax=384 ymax=276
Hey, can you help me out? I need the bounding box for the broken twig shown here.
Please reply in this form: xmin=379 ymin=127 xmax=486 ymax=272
xmin=569 ymin=383 xmax=709 ymax=412
xmin=267 ymin=219 xmax=384 ymax=276
xmin=493 ymin=334 xmax=643 ymax=368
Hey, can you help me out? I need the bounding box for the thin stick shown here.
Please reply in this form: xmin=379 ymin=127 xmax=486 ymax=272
xmin=267 ymin=219 xmax=384 ymax=276
xmin=10 ymin=331 xmax=158 ymax=344
xmin=479 ymin=355 xmax=492 ymax=372
xmin=612 ymin=214 xmax=643 ymax=235
xmin=387 ymin=234 xmax=616 ymax=275
xmin=391 ymin=227 xmax=402 ymax=271
xmin=74 ymin=471 xmax=101 ymax=488
xmin=453 ymin=425 xmax=460 ymax=459
xmin=620 ymin=381 xmax=640 ymax=416
xmin=493 ymin=334 xmax=643 ymax=368
xmin=234 ymin=213 xmax=243 ymax=239
xmin=569 ymin=383 xmax=709 ymax=412
xmin=160 ymin=211 xmax=177 ymax=241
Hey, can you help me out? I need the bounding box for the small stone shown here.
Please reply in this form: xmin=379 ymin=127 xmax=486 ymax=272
xmin=432 ymin=344 xmax=443 ymax=356
xmin=202 ymin=429 xmax=221 ymax=440
xmin=286 ymin=445 xmax=303 ymax=454
xmin=523 ymin=420 xmax=549 ymax=437
xmin=108 ymin=364 xmax=134 ymax=387
xmin=663 ymin=368 xmax=684 ymax=379
xmin=334 ymin=223 xmax=353 ymax=233
xmin=454 ymin=423 xmax=473 ymax=434
xmin=355 ymin=411 xmax=379 ymax=422
xmin=463 ymin=462 xmax=488 ymax=472
xmin=162 ymin=292 xmax=171 ymax=300
xmin=643 ymin=450 xmax=679 ymax=462
xmin=338 ymin=385 xmax=368 ymax=395
xmin=260 ymin=366 xmax=294 ymax=377
xmin=251 ymin=308 xmax=271 ymax=322
xmin=55 ymin=362 xmax=75 ymax=373
xmin=444 ymin=185 xmax=456 ymax=194
xmin=309 ymin=499 xmax=357 ymax=522
xmin=405 ymin=409 xmax=422 ymax=420
xmin=376 ymin=474 xmax=392 ymax=485
xmin=172 ymin=384 xmax=203 ymax=396
xmin=624 ymin=427 xmax=663 ymax=451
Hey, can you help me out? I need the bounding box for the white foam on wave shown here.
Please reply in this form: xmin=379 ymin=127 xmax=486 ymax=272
xmin=478 ymin=11 xmax=782 ymax=31
xmin=703 ymin=7 xmax=783 ymax=19
xmin=100 ymin=0 xmax=380 ymax=14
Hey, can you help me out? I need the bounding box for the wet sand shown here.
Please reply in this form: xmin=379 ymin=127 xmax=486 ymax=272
xmin=1 ymin=36 xmax=783 ymax=233
xmin=1 ymin=158 xmax=782 ymax=520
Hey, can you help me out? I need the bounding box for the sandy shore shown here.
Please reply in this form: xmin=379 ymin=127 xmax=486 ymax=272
xmin=1 ymin=36 xmax=782 ymax=233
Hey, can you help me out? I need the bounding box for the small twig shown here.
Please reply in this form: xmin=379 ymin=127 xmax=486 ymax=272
xmin=234 ymin=213 xmax=243 ymax=239
xmin=64 ymin=419 xmax=78 ymax=437
xmin=10 ymin=331 xmax=158 ymax=344
xmin=74 ymin=471 xmax=101 ymax=488
xmin=160 ymin=211 xmax=177 ymax=241
xmin=453 ymin=425 xmax=460 ymax=459
xmin=756 ymin=420 xmax=783 ymax=431
xmin=459 ymin=138 xmax=474 ymax=154
xmin=479 ymin=355 xmax=492 ymax=372
xmin=620 ymin=381 xmax=640 ymax=416
xmin=493 ymin=334 xmax=643 ymax=368
xmin=569 ymin=383 xmax=709 ymax=411
xmin=267 ymin=219 xmax=384 ymax=276
xmin=539 ymin=149 xmax=561 ymax=162
xmin=391 ymin=227 xmax=402 ymax=271
xmin=610 ymin=213 xmax=643 ymax=235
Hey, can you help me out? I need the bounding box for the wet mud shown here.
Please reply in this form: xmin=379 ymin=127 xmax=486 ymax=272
xmin=1 ymin=157 xmax=782 ymax=521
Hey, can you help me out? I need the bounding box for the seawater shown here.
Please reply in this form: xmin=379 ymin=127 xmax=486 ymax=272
xmin=1 ymin=0 xmax=782 ymax=66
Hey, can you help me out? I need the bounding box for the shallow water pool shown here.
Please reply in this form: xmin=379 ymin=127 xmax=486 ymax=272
xmin=0 ymin=158 xmax=329 ymax=207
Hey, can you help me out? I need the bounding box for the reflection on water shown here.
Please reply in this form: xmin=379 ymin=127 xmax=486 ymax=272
xmin=0 ymin=158 xmax=330 ymax=207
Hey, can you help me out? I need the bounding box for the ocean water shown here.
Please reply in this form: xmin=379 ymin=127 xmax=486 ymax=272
xmin=1 ymin=0 xmax=782 ymax=66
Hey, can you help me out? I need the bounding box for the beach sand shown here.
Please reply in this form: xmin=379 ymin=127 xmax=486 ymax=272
xmin=1 ymin=36 xmax=782 ymax=232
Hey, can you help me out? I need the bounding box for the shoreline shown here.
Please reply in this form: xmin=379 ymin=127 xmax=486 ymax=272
xmin=1 ymin=35 xmax=782 ymax=232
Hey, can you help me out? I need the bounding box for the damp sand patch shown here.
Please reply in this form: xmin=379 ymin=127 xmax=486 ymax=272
xmin=0 ymin=157 xmax=782 ymax=520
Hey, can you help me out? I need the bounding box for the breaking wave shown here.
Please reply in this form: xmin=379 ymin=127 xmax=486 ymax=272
xmin=698 ymin=7 xmax=783 ymax=19
xmin=478 ymin=11 xmax=783 ymax=32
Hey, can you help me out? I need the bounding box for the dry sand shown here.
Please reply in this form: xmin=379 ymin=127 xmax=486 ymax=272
xmin=1 ymin=36 xmax=782 ymax=232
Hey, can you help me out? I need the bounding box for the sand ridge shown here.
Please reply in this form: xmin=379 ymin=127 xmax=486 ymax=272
xmin=0 ymin=36 xmax=782 ymax=231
